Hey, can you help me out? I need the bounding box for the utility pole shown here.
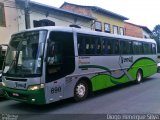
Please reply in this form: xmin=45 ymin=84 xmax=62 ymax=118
xmin=25 ymin=0 xmax=30 ymax=29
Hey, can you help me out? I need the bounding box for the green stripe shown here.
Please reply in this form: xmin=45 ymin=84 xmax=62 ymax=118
xmin=79 ymin=57 xmax=157 ymax=91
xmin=79 ymin=57 xmax=157 ymax=79
xmin=3 ymin=87 xmax=46 ymax=105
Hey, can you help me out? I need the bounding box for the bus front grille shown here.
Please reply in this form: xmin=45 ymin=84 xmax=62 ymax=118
xmin=5 ymin=77 xmax=27 ymax=82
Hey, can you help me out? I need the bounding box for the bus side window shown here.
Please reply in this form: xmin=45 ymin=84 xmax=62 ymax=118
xmin=85 ymin=37 xmax=90 ymax=55
xmin=90 ymin=37 xmax=96 ymax=55
xmin=143 ymin=42 xmax=150 ymax=54
xmin=78 ymin=34 xmax=97 ymax=56
xmin=107 ymin=39 xmax=112 ymax=54
xmin=113 ymin=39 xmax=119 ymax=54
xmin=96 ymin=38 xmax=101 ymax=54
xmin=134 ymin=42 xmax=139 ymax=54
xmin=152 ymin=44 xmax=156 ymax=54
xmin=138 ymin=42 xmax=143 ymax=54
xmin=133 ymin=41 xmax=143 ymax=55
xmin=133 ymin=42 xmax=137 ymax=54
xmin=120 ymin=40 xmax=125 ymax=54
xmin=148 ymin=43 xmax=152 ymax=54
xmin=128 ymin=41 xmax=133 ymax=54
xmin=101 ymin=38 xmax=107 ymax=55
xmin=78 ymin=35 xmax=85 ymax=55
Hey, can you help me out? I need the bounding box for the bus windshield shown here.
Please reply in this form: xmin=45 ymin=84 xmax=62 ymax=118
xmin=3 ymin=30 xmax=47 ymax=77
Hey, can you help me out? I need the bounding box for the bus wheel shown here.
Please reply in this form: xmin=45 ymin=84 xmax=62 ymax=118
xmin=136 ymin=70 xmax=143 ymax=84
xmin=74 ymin=80 xmax=88 ymax=102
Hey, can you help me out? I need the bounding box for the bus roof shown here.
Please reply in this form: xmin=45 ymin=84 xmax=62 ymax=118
xmin=13 ymin=26 xmax=156 ymax=44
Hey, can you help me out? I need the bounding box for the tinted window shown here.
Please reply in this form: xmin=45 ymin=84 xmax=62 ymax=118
xmin=152 ymin=44 xmax=156 ymax=54
xmin=101 ymin=38 xmax=107 ymax=54
xmin=143 ymin=42 xmax=152 ymax=54
xmin=120 ymin=40 xmax=133 ymax=55
xmin=78 ymin=34 xmax=100 ymax=56
xmin=96 ymin=38 xmax=101 ymax=54
xmin=133 ymin=41 xmax=143 ymax=54
xmin=78 ymin=35 xmax=121 ymax=56
xmin=113 ymin=39 xmax=120 ymax=54
xmin=46 ymin=32 xmax=75 ymax=82
xmin=78 ymin=36 xmax=85 ymax=55
xmin=107 ymin=39 xmax=113 ymax=54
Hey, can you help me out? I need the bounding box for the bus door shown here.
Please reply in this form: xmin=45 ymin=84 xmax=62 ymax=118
xmin=45 ymin=78 xmax=64 ymax=103
xmin=45 ymin=31 xmax=75 ymax=103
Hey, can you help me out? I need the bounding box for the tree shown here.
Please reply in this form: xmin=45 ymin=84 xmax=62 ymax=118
xmin=151 ymin=25 xmax=160 ymax=53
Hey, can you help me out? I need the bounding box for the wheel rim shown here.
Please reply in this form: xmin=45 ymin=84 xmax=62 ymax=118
xmin=137 ymin=72 xmax=142 ymax=82
xmin=76 ymin=83 xmax=86 ymax=98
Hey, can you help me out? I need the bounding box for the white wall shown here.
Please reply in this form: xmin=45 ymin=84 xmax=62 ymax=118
xmin=0 ymin=0 xmax=19 ymax=44
xmin=17 ymin=8 xmax=93 ymax=31
xmin=142 ymin=29 xmax=151 ymax=39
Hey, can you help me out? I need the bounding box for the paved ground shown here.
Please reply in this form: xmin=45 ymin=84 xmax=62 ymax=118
xmin=0 ymin=73 xmax=160 ymax=120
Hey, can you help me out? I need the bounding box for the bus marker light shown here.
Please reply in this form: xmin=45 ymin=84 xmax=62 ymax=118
xmin=31 ymin=99 xmax=36 ymax=102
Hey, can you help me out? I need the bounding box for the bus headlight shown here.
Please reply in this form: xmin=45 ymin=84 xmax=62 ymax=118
xmin=28 ymin=84 xmax=44 ymax=91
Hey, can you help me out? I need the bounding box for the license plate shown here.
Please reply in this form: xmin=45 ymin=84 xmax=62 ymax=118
xmin=12 ymin=93 xmax=19 ymax=97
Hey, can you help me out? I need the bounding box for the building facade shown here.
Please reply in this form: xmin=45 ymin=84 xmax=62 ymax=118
xmin=0 ymin=0 xmax=152 ymax=46
xmin=0 ymin=0 xmax=18 ymax=44
xmin=124 ymin=22 xmax=152 ymax=38
xmin=0 ymin=0 xmax=95 ymax=45
xmin=15 ymin=0 xmax=95 ymax=31
xmin=61 ymin=2 xmax=128 ymax=35
xmin=124 ymin=22 xmax=143 ymax=38
xmin=140 ymin=26 xmax=152 ymax=39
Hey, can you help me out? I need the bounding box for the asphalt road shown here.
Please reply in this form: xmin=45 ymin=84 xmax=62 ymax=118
xmin=0 ymin=73 xmax=160 ymax=120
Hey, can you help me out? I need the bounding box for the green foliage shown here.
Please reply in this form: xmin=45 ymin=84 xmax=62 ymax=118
xmin=151 ymin=25 xmax=160 ymax=53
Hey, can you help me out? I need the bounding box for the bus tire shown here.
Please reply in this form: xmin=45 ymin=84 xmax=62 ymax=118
xmin=74 ymin=80 xmax=89 ymax=102
xmin=135 ymin=70 xmax=143 ymax=84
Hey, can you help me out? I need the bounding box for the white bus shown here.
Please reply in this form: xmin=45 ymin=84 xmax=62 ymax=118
xmin=2 ymin=26 xmax=157 ymax=104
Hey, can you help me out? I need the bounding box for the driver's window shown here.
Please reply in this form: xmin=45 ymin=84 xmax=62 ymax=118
xmin=46 ymin=31 xmax=75 ymax=83
xmin=47 ymin=40 xmax=62 ymax=65
xmin=47 ymin=32 xmax=63 ymax=76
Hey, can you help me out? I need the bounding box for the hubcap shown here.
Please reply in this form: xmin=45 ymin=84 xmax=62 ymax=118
xmin=137 ymin=72 xmax=141 ymax=82
xmin=76 ymin=83 xmax=86 ymax=98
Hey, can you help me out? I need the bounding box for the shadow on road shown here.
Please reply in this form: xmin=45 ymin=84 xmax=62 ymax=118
xmin=7 ymin=76 xmax=155 ymax=113
xmin=9 ymin=98 xmax=76 ymax=113
xmin=91 ymin=77 xmax=151 ymax=97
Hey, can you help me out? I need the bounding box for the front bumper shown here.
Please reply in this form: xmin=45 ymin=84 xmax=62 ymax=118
xmin=0 ymin=83 xmax=4 ymax=97
xmin=0 ymin=88 xmax=4 ymax=97
xmin=3 ymin=87 xmax=46 ymax=105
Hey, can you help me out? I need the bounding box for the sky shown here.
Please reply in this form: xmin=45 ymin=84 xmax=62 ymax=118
xmin=32 ymin=0 xmax=160 ymax=30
